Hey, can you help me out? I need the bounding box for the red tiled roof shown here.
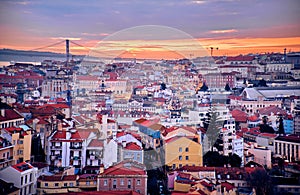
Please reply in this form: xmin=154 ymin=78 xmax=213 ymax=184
xmin=230 ymin=109 xmax=247 ymax=122
xmin=228 ymin=95 xmax=242 ymax=100
xmin=258 ymin=105 xmax=287 ymax=116
xmin=221 ymin=181 xmax=235 ymax=191
xmin=78 ymin=130 xmax=91 ymax=140
xmin=100 ymin=160 xmax=146 ymax=176
xmin=52 ymin=131 xmax=66 ymax=139
xmin=0 ymin=109 xmax=24 ymax=122
xmin=43 ymin=103 xmax=69 ymax=109
xmin=38 ymin=175 xmax=77 ymax=181
xmin=26 ymin=117 xmax=50 ymax=125
xmin=163 ymin=126 xmax=197 ymax=137
xmin=4 ymin=126 xmax=23 ymax=133
xmin=200 ymin=180 xmax=214 ymax=188
xmin=248 ymin=115 xmax=259 ymax=122
xmin=124 ymin=142 xmax=141 ymax=150
xmin=12 ymin=162 xmax=34 ymax=172
xmin=258 ymin=133 xmax=277 ymax=138
xmin=88 ymin=139 xmax=104 ymax=147
xmin=226 ymin=55 xmax=255 ymax=61
xmin=76 ymin=75 xmax=99 ymax=81
xmin=73 ymin=115 xmax=86 ymax=125
xmin=58 ymin=191 xmax=141 ymax=195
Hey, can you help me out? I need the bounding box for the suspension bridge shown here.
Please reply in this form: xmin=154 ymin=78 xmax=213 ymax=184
xmin=27 ymin=39 xmax=117 ymax=63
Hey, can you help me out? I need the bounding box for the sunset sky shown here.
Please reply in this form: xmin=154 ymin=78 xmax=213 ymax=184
xmin=0 ymin=0 xmax=299 ymax=58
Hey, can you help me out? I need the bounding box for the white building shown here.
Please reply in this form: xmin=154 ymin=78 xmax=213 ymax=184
xmin=274 ymin=134 xmax=300 ymax=162
xmin=47 ymin=130 xmax=86 ymax=172
xmin=256 ymin=133 xmax=277 ymax=153
xmin=0 ymin=162 xmax=38 ymax=195
xmin=97 ymin=115 xmax=118 ymax=139
xmin=103 ymin=139 xmax=118 ymax=168
xmin=248 ymin=146 xmax=272 ymax=168
xmin=221 ymin=118 xmax=244 ymax=166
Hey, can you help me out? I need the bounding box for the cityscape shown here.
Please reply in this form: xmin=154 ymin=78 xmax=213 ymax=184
xmin=0 ymin=1 xmax=300 ymax=195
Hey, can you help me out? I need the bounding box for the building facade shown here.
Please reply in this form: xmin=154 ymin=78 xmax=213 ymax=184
xmin=97 ymin=160 xmax=147 ymax=195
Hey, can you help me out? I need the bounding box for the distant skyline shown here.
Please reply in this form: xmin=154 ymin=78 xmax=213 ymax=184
xmin=0 ymin=0 xmax=300 ymax=58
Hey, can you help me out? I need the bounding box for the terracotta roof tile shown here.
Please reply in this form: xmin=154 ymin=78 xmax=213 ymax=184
xmin=124 ymin=142 xmax=141 ymax=150
xmin=0 ymin=109 xmax=23 ymax=122
xmin=88 ymin=139 xmax=104 ymax=147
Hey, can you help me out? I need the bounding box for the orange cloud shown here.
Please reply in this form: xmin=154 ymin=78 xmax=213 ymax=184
xmin=209 ymin=29 xmax=238 ymax=34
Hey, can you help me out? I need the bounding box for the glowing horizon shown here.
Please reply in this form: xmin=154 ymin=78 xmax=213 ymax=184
xmin=1 ymin=36 xmax=299 ymax=59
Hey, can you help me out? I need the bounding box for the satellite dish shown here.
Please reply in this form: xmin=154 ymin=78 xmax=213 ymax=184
xmin=32 ymin=90 xmax=41 ymax=98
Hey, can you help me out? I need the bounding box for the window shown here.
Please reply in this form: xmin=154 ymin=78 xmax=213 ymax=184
xmin=172 ymin=164 xmax=176 ymax=169
xmin=21 ymin=177 xmax=23 ymax=185
xmin=113 ymin=180 xmax=116 ymax=188
xmin=120 ymin=179 xmax=124 ymax=185
xmin=137 ymin=180 xmax=141 ymax=185
xmin=45 ymin=183 xmax=48 ymax=187
xmin=179 ymin=147 xmax=182 ymax=152
xmin=2 ymin=153 xmax=5 ymax=158
xmin=128 ymin=180 xmax=131 ymax=188
xmin=70 ymin=183 xmax=73 ymax=187
xmin=30 ymin=173 xmax=32 ymax=182
xmin=185 ymin=147 xmax=189 ymax=152
xmin=186 ymin=156 xmax=189 ymax=160
xmin=55 ymin=183 xmax=59 ymax=187
xmin=179 ymin=156 xmax=182 ymax=160
xmin=64 ymin=183 xmax=67 ymax=187
xmin=179 ymin=164 xmax=182 ymax=168
xmin=25 ymin=175 xmax=27 ymax=184
xmin=86 ymin=181 xmax=90 ymax=186
xmin=104 ymin=180 xmax=108 ymax=186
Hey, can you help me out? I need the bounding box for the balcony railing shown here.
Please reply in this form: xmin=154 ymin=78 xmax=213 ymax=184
xmin=51 ymin=154 xmax=62 ymax=160
xmin=72 ymin=156 xmax=80 ymax=160
xmin=51 ymin=145 xmax=62 ymax=150
xmin=0 ymin=156 xmax=14 ymax=164
xmin=70 ymin=145 xmax=82 ymax=149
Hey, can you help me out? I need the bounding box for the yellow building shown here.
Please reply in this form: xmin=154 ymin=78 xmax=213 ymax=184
xmin=165 ymin=136 xmax=202 ymax=169
xmin=37 ymin=175 xmax=79 ymax=194
xmin=5 ymin=127 xmax=32 ymax=163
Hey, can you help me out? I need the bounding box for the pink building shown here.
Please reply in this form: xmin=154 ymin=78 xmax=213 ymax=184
xmin=97 ymin=160 xmax=147 ymax=195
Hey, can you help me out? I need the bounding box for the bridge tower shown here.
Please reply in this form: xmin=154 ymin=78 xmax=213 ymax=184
xmin=66 ymin=39 xmax=70 ymax=64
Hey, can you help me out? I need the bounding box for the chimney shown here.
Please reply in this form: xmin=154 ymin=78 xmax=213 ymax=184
xmin=1 ymin=109 xmax=5 ymax=117
xmin=99 ymin=164 xmax=104 ymax=174
xmin=66 ymin=131 xmax=71 ymax=139
xmin=122 ymin=141 xmax=126 ymax=148
xmin=33 ymin=118 xmax=39 ymax=131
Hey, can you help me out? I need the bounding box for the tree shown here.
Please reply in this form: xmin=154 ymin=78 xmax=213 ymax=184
xmin=205 ymin=107 xmax=223 ymax=152
xmin=278 ymin=115 xmax=285 ymax=135
xmin=228 ymin=153 xmax=242 ymax=167
xmin=199 ymin=82 xmax=208 ymax=92
xmin=224 ymin=83 xmax=231 ymax=91
xmin=203 ymin=151 xmax=224 ymax=167
xmin=259 ymin=116 xmax=275 ymax=133
xmin=247 ymin=168 xmax=273 ymax=195
xmin=160 ymin=83 xmax=166 ymax=90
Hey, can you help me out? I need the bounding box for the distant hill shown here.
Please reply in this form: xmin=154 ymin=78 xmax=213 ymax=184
xmin=0 ymin=49 xmax=84 ymax=62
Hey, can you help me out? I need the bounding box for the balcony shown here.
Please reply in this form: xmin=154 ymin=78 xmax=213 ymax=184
xmin=0 ymin=157 xmax=13 ymax=164
xmin=72 ymin=156 xmax=80 ymax=160
xmin=51 ymin=154 xmax=62 ymax=160
xmin=51 ymin=145 xmax=62 ymax=150
xmin=70 ymin=145 xmax=82 ymax=149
